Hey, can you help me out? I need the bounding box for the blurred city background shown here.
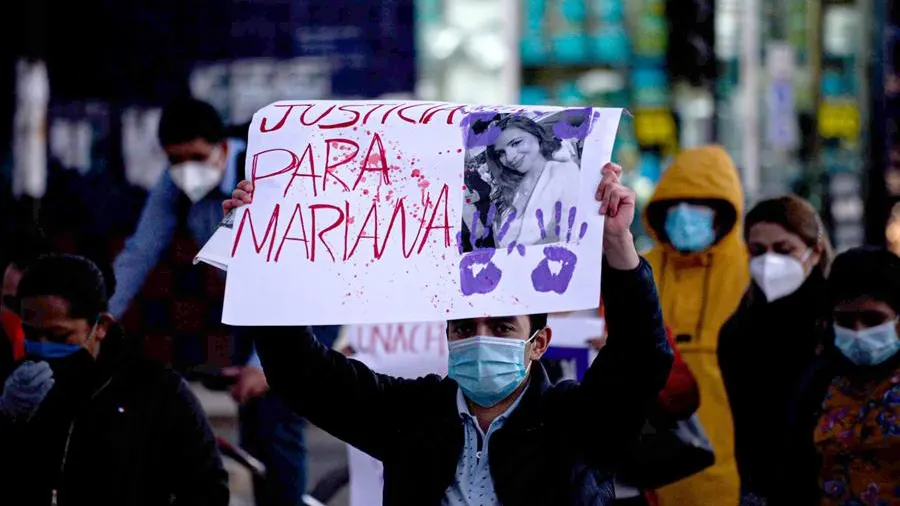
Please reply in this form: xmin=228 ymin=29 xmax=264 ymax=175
xmin=0 ymin=0 xmax=897 ymax=504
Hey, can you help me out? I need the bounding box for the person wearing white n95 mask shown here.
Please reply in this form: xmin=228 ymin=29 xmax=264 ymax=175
xmin=718 ymin=195 xmax=835 ymax=505
xmin=169 ymin=145 xmax=226 ymax=203
xmin=749 ymin=249 xmax=811 ymax=302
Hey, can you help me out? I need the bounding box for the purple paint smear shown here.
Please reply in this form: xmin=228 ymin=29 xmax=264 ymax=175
xmin=460 ymin=249 xmax=502 ymax=295
xmin=461 ymin=112 xmax=502 ymax=149
xmin=531 ymin=245 xmax=579 ymax=294
xmin=457 ymin=207 xmax=518 ymax=294
xmin=553 ymin=107 xmax=592 ymax=139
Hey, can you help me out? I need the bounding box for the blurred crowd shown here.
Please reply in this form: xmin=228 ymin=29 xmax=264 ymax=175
xmin=1 ymin=97 xmax=899 ymax=506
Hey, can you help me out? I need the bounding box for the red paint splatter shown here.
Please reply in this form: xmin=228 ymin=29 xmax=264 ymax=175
xmin=411 ymin=169 xmax=421 ymax=178
xmin=456 ymin=148 xmax=462 ymax=153
xmin=462 ymin=185 xmax=467 ymax=190
xmin=465 ymin=199 xmax=471 ymax=204
xmin=362 ymin=189 xmax=369 ymax=195
xmin=347 ymin=216 xmax=355 ymax=225
xmin=418 ymin=179 xmax=431 ymax=190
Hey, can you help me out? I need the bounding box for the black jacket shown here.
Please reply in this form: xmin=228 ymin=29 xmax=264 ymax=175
xmin=718 ymin=270 xmax=830 ymax=498
xmin=251 ymin=258 xmax=673 ymax=506
xmin=0 ymin=328 xmax=229 ymax=506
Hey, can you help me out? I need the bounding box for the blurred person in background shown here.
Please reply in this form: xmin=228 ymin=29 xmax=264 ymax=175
xmin=0 ymin=254 xmax=228 ymax=505
xmin=109 ymin=97 xmax=308 ymax=506
xmin=642 ymin=145 xmax=747 ymax=505
xmin=774 ymin=247 xmax=900 ymax=505
xmin=1 ymin=217 xmax=50 ymax=378
xmin=718 ymin=195 xmax=834 ymax=504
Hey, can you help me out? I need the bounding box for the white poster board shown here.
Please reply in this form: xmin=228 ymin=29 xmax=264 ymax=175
xmin=220 ymin=101 xmax=622 ymax=325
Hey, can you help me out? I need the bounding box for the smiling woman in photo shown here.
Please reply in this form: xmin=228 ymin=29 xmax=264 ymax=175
xmin=486 ymin=115 xmax=580 ymax=248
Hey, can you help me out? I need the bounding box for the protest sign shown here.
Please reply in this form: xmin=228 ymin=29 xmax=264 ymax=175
xmin=220 ymin=101 xmax=622 ymax=325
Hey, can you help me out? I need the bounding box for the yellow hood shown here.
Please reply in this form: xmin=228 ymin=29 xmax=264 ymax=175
xmin=643 ymin=145 xmax=744 ymax=254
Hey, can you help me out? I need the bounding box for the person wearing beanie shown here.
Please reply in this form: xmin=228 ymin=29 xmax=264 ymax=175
xmin=774 ymin=246 xmax=900 ymax=505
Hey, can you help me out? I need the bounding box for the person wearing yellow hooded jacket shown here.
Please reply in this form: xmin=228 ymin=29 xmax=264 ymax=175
xmin=643 ymin=146 xmax=747 ymax=506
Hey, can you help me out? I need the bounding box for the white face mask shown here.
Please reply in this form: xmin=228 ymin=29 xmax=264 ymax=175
xmin=749 ymin=251 xmax=810 ymax=301
xmin=170 ymin=147 xmax=224 ymax=203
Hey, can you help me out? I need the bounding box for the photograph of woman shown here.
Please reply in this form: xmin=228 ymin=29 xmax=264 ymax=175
xmin=461 ymin=109 xmax=587 ymax=252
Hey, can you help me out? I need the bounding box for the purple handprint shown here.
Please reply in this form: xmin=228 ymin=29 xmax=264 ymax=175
xmin=531 ymin=203 xmax=588 ymax=294
xmin=458 ymin=207 xmax=516 ymax=296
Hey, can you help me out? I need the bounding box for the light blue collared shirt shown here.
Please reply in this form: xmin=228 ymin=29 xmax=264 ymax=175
xmin=442 ymin=385 xmax=529 ymax=506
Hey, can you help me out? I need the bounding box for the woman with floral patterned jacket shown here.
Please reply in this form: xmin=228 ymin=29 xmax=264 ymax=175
xmin=775 ymin=247 xmax=900 ymax=506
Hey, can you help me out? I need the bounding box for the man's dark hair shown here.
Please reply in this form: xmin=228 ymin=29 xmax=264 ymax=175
xmin=828 ymin=246 xmax=900 ymax=313
xmin=529 ymin=314 xmax=548 ymax=332
xmin=17 ymin=254 xmax=108 ymax=320
xmin=158 ymin=97 xmax=225 ymax=147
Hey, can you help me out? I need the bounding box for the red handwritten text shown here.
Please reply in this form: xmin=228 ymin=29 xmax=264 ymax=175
xmin=258 ymin=102 xmax=466 ymax=133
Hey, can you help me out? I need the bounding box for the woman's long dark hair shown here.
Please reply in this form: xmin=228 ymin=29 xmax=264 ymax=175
xmin=484 ymin=115 xmax=561 ymax=220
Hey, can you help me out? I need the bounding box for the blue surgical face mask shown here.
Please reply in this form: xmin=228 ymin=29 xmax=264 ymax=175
xmin=24 ymin=317 xmax=100 ymax=360
xmin=664 ymin=203 xmax=716 ymax=253
xmin=24 ymin=340 xmax=84 ymax=359
xmin=834 ymin=321 xmax=900 ymax=367
xmin=448 ymin=331 xmax=538 ymax=408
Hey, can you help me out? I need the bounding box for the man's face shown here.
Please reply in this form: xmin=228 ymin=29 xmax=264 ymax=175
xmin=20 ymin=295 xmax=111 ymax=357
xmin=1 ymin=264 xmax=23 ymax=312
xmin=447 ymin=316 xmax=551 ymax=361
xmin=164 ymin=138 xmax=227 ymax=169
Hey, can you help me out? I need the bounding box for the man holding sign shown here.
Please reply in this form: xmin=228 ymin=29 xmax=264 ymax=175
xmin=224 ymin=160 xmax=673 ymax=505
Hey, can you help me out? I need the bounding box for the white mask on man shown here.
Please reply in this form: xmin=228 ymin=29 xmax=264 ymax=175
xmin=170 ymin=147 xmax=224 ymax=203
xmin=749 ymin=250 xmax=810 ymax=301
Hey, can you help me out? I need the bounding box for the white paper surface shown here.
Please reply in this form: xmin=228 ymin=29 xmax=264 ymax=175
xmin=545 ymin=315 xmax=605 ymax=348
xmin=194 ymin=210 xmax=237 ymax=271
xmin=220 ymin=101 xmax=621 ymax=325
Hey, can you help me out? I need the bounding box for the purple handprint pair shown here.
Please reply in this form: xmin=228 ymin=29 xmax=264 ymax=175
xmin=458 ymin=202 xmax=588 ymax=296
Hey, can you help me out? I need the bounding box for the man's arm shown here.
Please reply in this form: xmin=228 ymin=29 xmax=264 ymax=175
xmin=249 ymin=326 xmax=443 ymax=461
xmin=165 ymin=377 xmax=230 ymax=506
xmin=577 ymin=241 xmax=673 ymax=468
xmin=109 ymin=172 xmax=180 ymax=318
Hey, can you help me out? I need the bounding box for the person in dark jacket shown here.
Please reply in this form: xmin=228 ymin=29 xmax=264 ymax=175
xmin=0 ymin=254 xmax=229 ymax=506
xmin=0 ymin=216 xmax=50 ymax=378
xmin=718 ymin=195 xmax=834 ymax=503
xmin=773 ymin=247 xmax=900 ymax=506
xmin=225 ymin=162 xmax=674 ymax=506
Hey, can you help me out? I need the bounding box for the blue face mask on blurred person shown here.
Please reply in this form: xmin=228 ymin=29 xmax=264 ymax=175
xmin=447 ymin=332 xmax=538 ymax=408
xmin=24 ymin=340 xmax=83 ymax=359
xmin=665 ymin=203 xmax=716 ymax=253
xmin=834 ymin=321 xmax=900 ymax=366
xmin=24 ymin=317 xmax=100 ymax=360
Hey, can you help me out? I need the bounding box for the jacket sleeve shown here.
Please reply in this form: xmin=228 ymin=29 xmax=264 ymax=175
xmin=108 ymin=173 xmax=180 ymax=318
xmin=656 ymin=327 xmax=700 ymax=420
xmin=249 ymin=325 xmax=444 ymax=461
xmin=577 ymin=257 xmax=674 ymax=467
xmin=164 ymin=376 xmax=230 ymax=506
xmin=717 ymin=292 xmax=755 ymax=490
